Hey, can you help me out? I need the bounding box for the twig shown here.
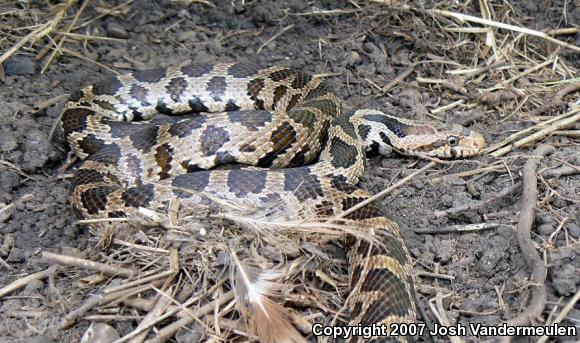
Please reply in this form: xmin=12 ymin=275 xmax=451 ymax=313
xmin=536 ymin=288 xmax=580 ymax=343
xmin=414 ymin=223 xmax=501 ymax=234
xmin=42 ymin=251 xmax=135 ymax=278
xmin=0 ymin=266 xmax=58 ymax=299
xmin=41 ymin=0 xmax=86 ymax=73
xmin=429 ymin=9 xmax=580 ymax=53
xmin=376 ymin=67 xmax=414 ymax=96
xmin=61 ymin=280 xmax=165 ymax=329
xmin=482 ymin=108 xmax=579 ymax=156
xmin=333 ymin=162 xmax=436 ymax=221
xmin=145 ymin=291 xmax=235 ymax=343
xmin=429 ymin=293 xmax=462 ymax=343
xmin=257 ymin=24 xmax=294 ymax=54
xmin=33 ymin=94 xmax=69 ymax=112
xmin=504 ymin=145 xmax=554 ymax=329
xmin=491 ymin=112 xmax=580 ymax=157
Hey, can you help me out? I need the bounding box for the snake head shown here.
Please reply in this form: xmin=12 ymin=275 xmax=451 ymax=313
xmin=399 ymin=121 xmax=486 ymax=158
xmin=356 ymin=110 xmax=486 ymax=158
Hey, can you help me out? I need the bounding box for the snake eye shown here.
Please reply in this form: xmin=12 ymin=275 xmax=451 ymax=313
xmin=447 ymin=136 xmax=460 ymax=146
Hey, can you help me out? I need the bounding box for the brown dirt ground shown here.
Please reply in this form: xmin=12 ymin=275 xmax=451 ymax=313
xmin=0 ymin=1 xmax=578 ymax=342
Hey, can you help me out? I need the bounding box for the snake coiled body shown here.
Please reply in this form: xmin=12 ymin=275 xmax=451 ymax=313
xmin=61 ymin=63 xmax=485 ymax=342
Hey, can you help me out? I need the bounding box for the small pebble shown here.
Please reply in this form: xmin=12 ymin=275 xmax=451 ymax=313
xmin=4 ymin=56 xmax=36 ymax=76
xmin=80 ymin=323 xmax=120 ymax=343
xmin=106 ymin=22 xmax=128 ymax=39
xmin=26 ymin=336 xmax=55 ymax=343
xmin=176 ymin=30 xmax=197 ymax=42
xmin=537 ymin=223 xmax=555 ymax=235
xmin=346 ymin=51 xmax=362 ymax=66
xmin=568 ymin=223 xmax=579 ymax=238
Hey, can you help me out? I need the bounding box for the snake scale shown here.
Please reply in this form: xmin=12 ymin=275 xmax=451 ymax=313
xmin=61 ymin=63 xmax=485 ymax=342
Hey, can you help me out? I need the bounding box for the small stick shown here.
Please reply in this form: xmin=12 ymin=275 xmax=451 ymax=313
xmin=505 ymin=145 xmax=554 ymax=328
xmin=115 ymin=278 xmax=230 ymax=343
xmin=138 ymin=291 xmax=234 ymax=343
xmin=334 ymin=162 xmax=437 ymax=221
xmin=536 ymin=288 xmax=580 ymax=343
xmin=491 ymin=57 xmax=555 ymax=88
xmin=42 ymin=251 xmax=135 ymax=278
xmin=541 ymin=165 xmax=580 ymax=178
xmin=430 ymin=164 xmax=503 ymax=182
xmin=33 ymin=94 xmax=69 ymax=112
xmin=41 ymin=0 xmax=88 ymax=73
xmin=61 ymin=280 xmax=164 ymax=329
xmin=429 ymin=9 xmax=580 ymax=53
xmin=482 ymin=108 xmax=578 ymax=155
xmin=60 ymin=47 xmax=119 ymax=75
xmin=376 ymin=67 xmax=414 ymax=96
xmin=0 ymin=266 xmax=58 ymax=299
xmin=429 ymin=293 xmax=462 ymax=343
xmin=414 ymin=223 xmax=501 ymax=234
xmin=257 ymin=24 xmax=294 ymax=54
xmin=550 ymin=130 xmax=580 ymax=138
xmin=416 ymin=271 xmax=455 ymax=281
xmin=491 ymin=112 xmax=580 ymax=157
xmin=0 ymin=160 xmax=36 ymax=181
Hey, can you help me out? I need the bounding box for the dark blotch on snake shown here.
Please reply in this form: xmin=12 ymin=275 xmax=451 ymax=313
xmin=269 ymin=68 xmax=294 ymax=82
xmin=181 ymin=64 xmax=214 ymax=78
xmin=360 ymin=270 xmax=412 ymax=323
xmin=92 ymin=77 xmax=122 ymax=96
xmin=291 ymin=72 xmax=312 ymax=89
xmin=167 ymin=117 xmax=207 ymax=138
xmin=330 ymin=177 xmax=358 ymax=194
xmin=155 ymin=143 xmax=174 ymax=180
xmin=88 ymin=145 xmax=122 ymax=165
xmin=133 ymin=68 xmax=166 ymax=83
xmin=189 ymin=96 xmax=210 ymax=113
xmin=363 ymin=113 xmax=407 ymax=138
xmin=156 ymin=100 xmax=174 ymax=115
xmin=73 ymin=169 xmax=108 ymax=187
xmin=286 ymin=94 xmax=301 ymax=112
xmin=283 ymin=168 xmax=324 ymax=201
xmin=206 ymin=76 xmax=227 ymax=101
xmin=341 ymin=197 xmax=383 ymax=220
xmin=227 ymin=63 xmax=263 ymax=78
xmin=78 ymin=134 xmax=107 ymax=156
xmin=287 ymin=107 xmax=316 ymax=127
xmin=227 ymin=110 xmax=272 ymax=131
xmin=329 ymin=137 xmax=358 ymax=169
xmin=172 ymin=172 xmax=211 ymax=198
xmin=122 ymin=184 xmax=155 ymax=209
xmin=227 ymin=170 xmax=267 ymax=197
xmin=355 ymin=232 xmax=409 ymax=267
xmin=200 ymin=125 xmax=230 ymax=156
xmin=357 ymin=124 xmax=372 ymax=141
xmin=225 ymin=100 xmax=241 ymax=112
xmin=303 ymin=81 xmax=330 ymax=101
xmin=129 ymin=84 xmax=150 ymax=103
xmin=166 ymin=77 xmax=188 ymax=102
xmin=257 ymin=121 xmax=297 ymax=167
xmin=92 ymin=99 xmax=118 ymax=112
xmin=272 ymin=85 xmax=288 ymax=111
xmin=61 ymin=108 xmax=88 ymax=135
xmin=80 ymin=186 xmax=117 ymax=215
xmin=68 ymin=90 xmax=84 ymax=102
xmin=129 ymin=126 xmax=159 ymax=154
xmin=379 ymin=132 xmax=392 ymax=148
xmin=288 ymin=147 xmax=309 ymax=166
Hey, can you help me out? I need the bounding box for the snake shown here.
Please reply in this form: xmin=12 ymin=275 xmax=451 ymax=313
xmin=60 ymin=63 xmax=485 ymax=342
